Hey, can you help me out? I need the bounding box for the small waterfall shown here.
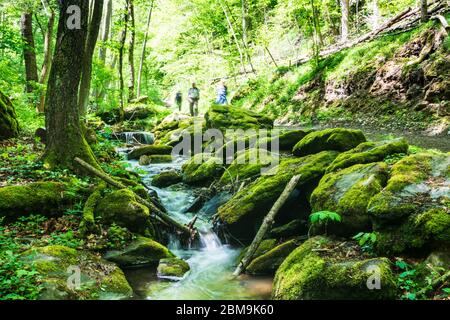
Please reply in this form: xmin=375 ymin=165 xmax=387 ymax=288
xmin=117 ymin=132 xmax=154 ymax=145
xmin=199 ymin=231 xmax=222 ymax=251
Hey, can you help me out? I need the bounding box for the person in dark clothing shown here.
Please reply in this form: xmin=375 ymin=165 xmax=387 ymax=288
xmin=188 ymin=82 xmax=200 ymax=116
xmin=175 ymin=91 xmax=182 ymax=112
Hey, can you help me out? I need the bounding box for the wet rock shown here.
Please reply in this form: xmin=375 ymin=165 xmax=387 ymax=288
xmin=246 ymin=239 xmax=300 ymax=276
xmin=128 ymin=144 xmax=173 ymax=160
xmin=139 ymin=154 xmax=173 ymax=165
xmin=217 ymin=151 xmax=339 ymax=243
xmin=0 ymin=182 xmax=74 ymax=220
xmin=310 ymin=163 xmax=389 ymax=237
xmin=326 ymin=138 xmax=409 ymax=173
xmin=182 ymin=153 xmax=225 ymax=185
xmin=152 ymin=170 xmax=183 ymax=188
xmin=104 ymin=237 xmax=174 ymax=267
xmin=268 ymin=219 xmax=306 ymax=239
xmin=292 ymin=128 xmax=366 ymax=157
xmin=273 ymin=237 xmax=397 ymax=300
xmin=21 ymin=245 xmax=133 ymax=300
xmin=368 ymin=152 xmax=450 ymax=254
xmin=157 ymin=258 xmax=190 ymax=279
xmin=96 ymin=189 xmax=155 ymax=237
xmin=0 ymin=90 xmax=19 ymax=140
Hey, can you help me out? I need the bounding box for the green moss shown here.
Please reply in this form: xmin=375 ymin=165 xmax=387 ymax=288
xmin=310 ymin=163 xmax=388 ymax=236
xmin=99 ymin=268 xmax=133 ymax=299
xmin=273 ymin=237 xmax=397 ymax=300
xmin=182 ymin=153 xmax=225 ymax=185
xmin=140 ymin=154 xmax=173 ymax=165
xmin=0 ymin=90 xmax=19 ymax=139
xmin=326 ymin=138 xmax=409 ymax=173
xmin=219 ymin=148 xmax=277 ymax=185
xmin=96 ymin=189 xmax=154 ymax=236
xmin=127 ymin=144 xmax=173 ymax=160
xmin=104 ymin=236 xmax=175 ymax=267
xmin=269 ymin=219 xmax=305 ymax=239
xmin=237 ymin=239 xmax=279 ymax=263
xmin=157 ymin=258 xmax=190 ymax=278
xmin=246 ymin=239 xmax=300 ymax=275
xmin=80 ymin=185 xmax=105 ymax=235
xmin=292 ymin=128 xmax=366 ymax=157
xmin=0 ymin=182 xmax=73 ymax=220
xmin=152 ymin=170 xmax=182 ymax=188
xmin=205 ymin=104 xmax=273 ymax=131
xmin=218 ymin=151 xmax=339 ymax=243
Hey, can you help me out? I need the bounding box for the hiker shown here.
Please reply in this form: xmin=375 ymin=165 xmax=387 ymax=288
xmin=175 ymin=91 xmax=182 ymax=112
xmin=188 ymin=82 xmax=200 ymax=116
xmin=215 ymin=81 xmax=228 ymax=105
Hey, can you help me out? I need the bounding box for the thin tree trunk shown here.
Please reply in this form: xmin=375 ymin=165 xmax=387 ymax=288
xmin=43 ymin=0 xmax=100 ymax=170
xmin=37 ymin=7 xmax=55 ymax=113
xmin=137 ymin=0 xmax=154 ymax=98
xmin=20 ymin=12 xmax=39 ymax=95
xmin=371 ymin=0 xmax=380 ymax=30
xmin=98 ymin=0 xmax=112 ymax=64
xmin=79 ymin=0 xmax=104 ymax=117
xmin=118 ymin=0 xmax=129 ymax=118
xmin=233 ymin=175 xmax=302 ymax=277
xmin=421 ymin=0 xmax=429 ymax=22
xmin=219 ymin=1 xmax=248 ymax=76
xmin=128 ymin=0 xmax=136 ymax=101
xmin=241 ymin=0 xmax=249 ymax=47
xmin=341 ymin=0 xmax=350 ymax=42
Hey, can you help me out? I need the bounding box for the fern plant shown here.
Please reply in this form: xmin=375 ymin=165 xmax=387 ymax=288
xmin=308 ymin=211 xmax=342 ymax=237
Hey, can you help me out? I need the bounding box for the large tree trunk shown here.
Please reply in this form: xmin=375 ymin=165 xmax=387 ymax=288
xmin=78 ymin=0 xmax=104 ymax=116
xmin=340 ymin=0 xmax=350 ymax=42
xmin=43 ymin=0 xmax=100 ymax=170
xmin=118 ymin=0 xmax=130 ymax=118
xmin=20 ymin=12 xmax=39 ymax=95
xmin=37 ymin=6 xmax=55 ymax=113
xmin=128 ymin=0 xmax=136 ymax=102
xmin=421 ymin=0 xmax=429 ymax=22
xmin=137 ymin=0 xmax=155 ymax=98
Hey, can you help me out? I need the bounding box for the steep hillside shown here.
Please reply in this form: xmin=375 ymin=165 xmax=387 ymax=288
xmin=233 ymin=18 xmax=450 ymax=135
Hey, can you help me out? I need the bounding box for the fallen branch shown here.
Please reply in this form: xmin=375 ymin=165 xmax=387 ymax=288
xmin=432 ymin=14 xmax=450 ymax=35
xmin=232 ymin=174 xmax=302 ymax=277
xmin=417 ymin=270 xmax=450 ymax=297
xmin=74 ymin=157 xmax=195 ymax=238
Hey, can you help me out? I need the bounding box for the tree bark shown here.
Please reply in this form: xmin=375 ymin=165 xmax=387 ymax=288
xmin=128 ymin=0 xmax=136 ymax=102
xmin=137 ymin=0 xmax=155 ymax=98
xmin=118 ymin=0 xmax=130 ymax=119
xmin=421 ymin=0 xmax=429 ymax=22
xmin=371 ymin=0 xmax=380 ymax=30
xmin=98 ymin=0 xmax=112 ymax=63
xmin=340 ymin=0 xmax=350 ymax=42
xmin=20 ymin=12 xmax=39 ymax=95
xmin=233 ymin=175 xmax=302 ymax=277
xmin=43 ymin=0 xmax=100 ymax=170
xmin=78 ymin=0 xmax=104 ymax=117
xmin=37 ymin=6 xmax=55 ymax=113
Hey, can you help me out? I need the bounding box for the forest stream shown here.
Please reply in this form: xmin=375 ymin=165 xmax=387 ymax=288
xmin=119 ymin=147 xmax=272 ymax=300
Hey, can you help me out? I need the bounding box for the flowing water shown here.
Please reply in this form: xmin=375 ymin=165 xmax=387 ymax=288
xmin=123 ymin=155 xmax=272 ymax=300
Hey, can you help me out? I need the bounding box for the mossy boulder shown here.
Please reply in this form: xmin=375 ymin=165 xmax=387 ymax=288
xmin=124 ymin=103 xmax=158 ymax=120
xmin=292 ymin=128 xmax=366 ymax=157
xmin=205 ymin=104 xmax=273 ymax=131
xmin=182 ymin=153 xmax=225 ymax=185
xmin=368 ymin=152 xmax=450 ymax=254
xmin=0 ymin=90 xmax=19 ymax=140
xmin=219 ymin=148 xmax=278 ymax=185
xmin=0 ymin=182 xmax=74 ymax=220
xmin=139 ymin=154 xmax=173 ymax=165
xmin=21 ymin=245 xmax=133 ymax=300
xmin=259 ymin=129 xmax=313 ymax=152
xmin=153 ymin=115 xmax=203 ymax=146
xmin=326 ymin=138 xmax=409 ymax=173
xmin=152 ymin=170 xmax=182 ymax=188
xmin=127 ymin=144 xmax=173 ymax=160
xmin=104 ymin=237 xmax=174 ymax=267
xmin=157 ymin=258 xmax=190 ymax=279
xmin=272 ymin=237 xmax=397 ymax=300
xmin=237 ymin=239 xmax=279 ymax=263
xmin=96 ymin=189 xmax=154 ymax=237
xmin=310 ymin=163 xmax=389 ymax=237
xmin=217 ymin=151 xmax=339 ymax=243
xmin=246 ymin=239 xmax=301 ymax=275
